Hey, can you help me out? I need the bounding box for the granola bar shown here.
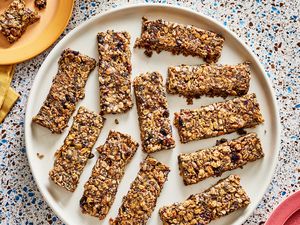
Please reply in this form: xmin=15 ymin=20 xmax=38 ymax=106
xmin=32 ymin=49 xmax=96 ymax=133
xmin=174 ymin=93 xmax=264 ymax=143
xmin=133 ymin=72 xmax=175 ymax=153
xmin=134 ymin=18 xmax=225 ymax=63
xmin=49 ymin=107 xmax=104 ymax=192
xmin=110 ymin=156 xmax=170 ymax=225
xmin=35 ymin=0 xmax=47 ymax=10
xmin=0 ymin=0 xmax=40 ymax=43
xmin=97 ymin=31 xmax=133 ymax=114
xmin=167 ymin=63 xmax=251 ymax=99
xmin=178 ymin=133 xmax=264 ymax=185
xmin=80 ymin=131 xmax=139 ymax=219
xmin=159 ymin=175 xmax=250 ymax=225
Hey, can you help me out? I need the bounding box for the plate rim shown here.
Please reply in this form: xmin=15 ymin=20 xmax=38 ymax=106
xmin=24 ymin=3 xmax=281 ymax=225
xmin=0 ymin=0 xmax=74 ymax=65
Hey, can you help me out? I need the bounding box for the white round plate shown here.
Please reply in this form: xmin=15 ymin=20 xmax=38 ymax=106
xmin=25 ymin=4 xmax=280 ymax=225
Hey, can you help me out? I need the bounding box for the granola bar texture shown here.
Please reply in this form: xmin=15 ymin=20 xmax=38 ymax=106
xmin=133 ymin=72 xmax=175 ymax=153
xmin=110 ymin=156 xmax=170 ymax=225
xmin=178 ymin=133 xmax=264 ymax=185
xmin=0 ymin=0 xmax=40 ymax=43
xmin=167 ymin=63 xmax=251 ymax=99
xmin=35 ymin=0 xmax=47 ymax=10
xmin=49 ymin=107 xmax=104 ymax=192
xmin=32 ymin=49 xmax=96 ymax=133
xmin=174 ymin=93 xmax=264 ymax=143
xmin=80 ymin=131 xmax=139 ymax=219
xmin=159 ymin=175 xmax=250 ymax=225
xmin=134 ymin=18 xmax=225 ymax=63
xmin=97 ymin=31 xmax=133 ymax=114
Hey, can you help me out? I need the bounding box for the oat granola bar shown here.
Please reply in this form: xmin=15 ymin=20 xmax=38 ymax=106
xmin=133 ymin=72 xmax=175 ymax=153
xmin=32 ymin=49 xmax=96 ymax=133
xmin=134 ymin=18 xmax=225 ymax=63
xmin=0 ymin=0 xmax=40 ymax=43
xmin=97 ymin=31 xmax=133 ymax=114
xmin=49 ymin=107 xmax=104 ymax=192
xmin=80 ymin=131 xmax=139 ymax=219
xmin=178 ymin=133 xmax=264 ymax=185
xmin=159 ymin=175 xmax=250 ymax=225
xmin=174 ymin=93 xmax=264 ymax=143
xmin=167 ymin=63 xmax=251 ymax=99
xmin=110 ymin=156 xmax=170 ymax=225
xmin=35 ymin=0 xmax=47 ymax=10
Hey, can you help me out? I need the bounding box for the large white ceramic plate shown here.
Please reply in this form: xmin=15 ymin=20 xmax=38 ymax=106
xmin=25 ymin=4 xmax=280 ymax=225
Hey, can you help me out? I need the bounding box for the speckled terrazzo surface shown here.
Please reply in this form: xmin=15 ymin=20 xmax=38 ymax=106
xmin=0 ymin=0 xmax=299 ymax=224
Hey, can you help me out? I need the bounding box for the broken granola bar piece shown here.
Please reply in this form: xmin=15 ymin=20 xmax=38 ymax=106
xmin=167 ymin=62 xmax=251 ymax=99
xmin=97 ymin=31 xmax=133 ymax=114
xmin=80 ymin=131 xmax=138 ymax=219
xmin=159 ymin=175 xmax=250 ymax=225
xmin=0 ymin=0 xmax=40 ymax=43
xmin=35 ymin=0 xmax=47 ymax=10
xmin=32 ymin=49 xmax=96 ymax=133
xmin=110 ymin=156 xmax=170 ymax=225
xmin=178 ymin=133 xmax=264 ymax=185
xmin=134 ymin=18 xmax=225 ymax=63
xmin=133 ymin=72 xmax=175 ymax=153
xmin=174 ymin=93 xmax=264 ymax=143
xmin=49 ymin=107 xmax=104 ymax=192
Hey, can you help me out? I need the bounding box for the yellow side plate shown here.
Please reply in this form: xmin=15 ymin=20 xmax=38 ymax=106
xmin=0 ymin=0 xmax=74 ymax=65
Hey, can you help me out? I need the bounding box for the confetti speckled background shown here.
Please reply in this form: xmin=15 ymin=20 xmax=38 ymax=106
xmin=0 ymin=0 xmax=299 ymax=224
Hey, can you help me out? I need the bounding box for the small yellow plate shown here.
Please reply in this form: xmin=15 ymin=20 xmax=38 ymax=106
xmin=0 ymin=0 xmax=74 ymax=65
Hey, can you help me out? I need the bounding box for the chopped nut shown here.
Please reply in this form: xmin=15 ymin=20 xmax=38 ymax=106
xmin=133 ymin=72 xmax=175 ymax=153
xmin=167 ymin=63 xmax=251 ymax=99
xmin=159 ymin=175 xmax=250 ymax=224
xmin=97 ymin=31 xmax=133 ymax=115
xmin=35 ymin=0 xmax=46 ymax=10
xmin=174 ymin=93 xmax=264 ymax=143
xmin=80 ymin=131 xmax=138 ymax=219
xmin=178 ymin=133 xmax=264 ymax=185
xmin=134 ymin=18 xmax=225 ymax=63
xmin=0 ymin=0 xmax=40 ymax=43
xmin=49 ymin=107 xmax=105 ymax=192
xmin=111 ymin=156 xmax=170 ymax=224
xmin=32 ymin=49 xmax=96 ymax=133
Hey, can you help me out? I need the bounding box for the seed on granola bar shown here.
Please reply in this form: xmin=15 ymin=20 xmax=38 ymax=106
xmin=97 ymin=31 xmax=133 ymax=115
xmin=34 ymin=0 xmax=46 ymax=10
xmin=0 ymin=0 xmax=40 ymax=43
xmin=80 ymin=131 xmax=138 ymax=219
xmin=133 ymin=72 xmax=175 ymax=153
xmin=167 ymin=63 xmax=251 ymax=99
xmin=110 ymin=156 xmax=170 ymax=225
xmin=174 ymin=93 xmax=264 ymax=143
xmin=32 ymin=49 xmax=96 ymax=133
xmin=49 ymin=107 xmax=105 ymax=192
xmin=134 ymin=17 xmax=225 ymax=63
xmin=178 ymin=133 xmax=264 ymax=185
xmin=159 ymin=175 xmax=250 ymax=225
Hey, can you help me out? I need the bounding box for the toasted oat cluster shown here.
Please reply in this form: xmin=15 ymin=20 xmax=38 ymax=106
xmin=97 ymin=31 xmax=133 ymax=114
xmin=34 ymin=0 xmax=47 ymax=10
xmin=167 ymin=62 xmax=251 ymax=100
xmin=49 ymin=107 xmax=104 ymax=192
xmin=32 ymin=49 xmax=96 ymax=133
xmin=0 ymin=0 xmax=40 ymax=43
xmin=80 ymin=131 xmax=138 ymax=220
xmin=174 ymin=93 xmax=264 ymax=143
xmin=133 ymin=72 xmax=175 ymax=153
xmin=110 ymin=156 xmax=170 ymax=225
xmin=159 ymin=175 xmax=250 ymax=225
xmin=134 ymin=18 xmax=225 ymax=63
xmin=178 ymin=133 xmax=264 ymax=185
